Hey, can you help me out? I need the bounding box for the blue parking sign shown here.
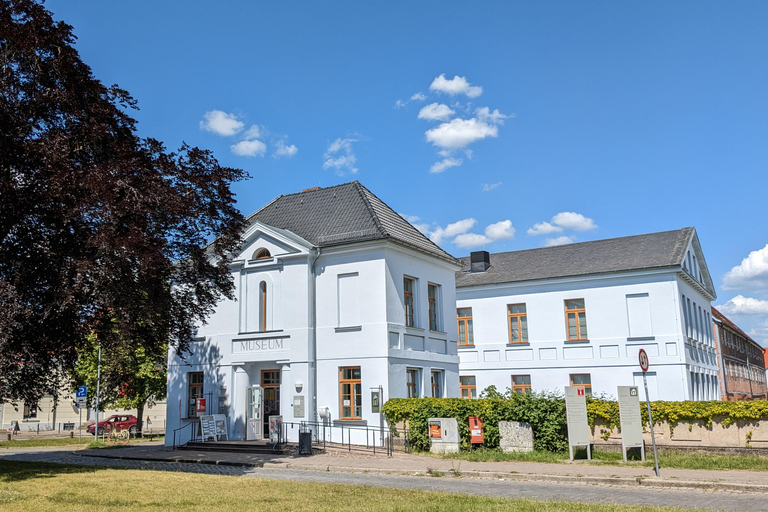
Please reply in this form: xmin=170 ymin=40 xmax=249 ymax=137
xmin=76 ymin=386 xmax=87 ymax=398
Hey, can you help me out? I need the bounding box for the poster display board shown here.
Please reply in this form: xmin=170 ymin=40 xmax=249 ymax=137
xmin=564 ymin=386 xmax=591 ymax=460
xmin=617 ymin=386 xmax=645 ymax=461
xmin=429 ymin=421 xmax=442 ymax=438
xmin=199 ymin=414 xmax=228 ymax=442
xmin=269 ymin=415 xmax=283 ymax=444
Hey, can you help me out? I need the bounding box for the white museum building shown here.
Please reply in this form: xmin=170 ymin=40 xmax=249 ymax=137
xmin=454 ymin=228 xmax=719 ymax=402
xmin=165 ymin=182 xmax=461 ymax=445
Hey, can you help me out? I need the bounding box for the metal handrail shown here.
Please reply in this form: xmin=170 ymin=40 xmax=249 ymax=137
xmin=281 ymin=420 xmax=409 ymax=456
xmin=171 ymin=421 xmax=196 ymax=450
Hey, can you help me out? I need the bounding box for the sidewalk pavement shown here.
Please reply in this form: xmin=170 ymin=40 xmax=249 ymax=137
xmin=74 ymin=442 xmax=768 ymax=493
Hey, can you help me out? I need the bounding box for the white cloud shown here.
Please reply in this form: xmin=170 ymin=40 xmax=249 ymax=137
xmin=410 ymin=92 xmax=426 ymax=101
xmin=273 ymin=140 xmax=298 ymax=158
xmin=418 ymin=103 xmax=456 ymax=122
xmin=425 ymin=118 xmax=498 ymax=150
xmin=200 ymin=110 xmax=244 ymax=136
xmin=430 ymin=218 xmax=476 ymax=245
xmin=544 ymin=236 xmax=575 ymax=247
xmin=528 ymin=212 xmax=596 ymax=240
xmin=716 ymin=295 xmax=768 ymax=316
xmin=400 ymin=213 xmax=421 ymax=223
xmin=527 ymin=222 xmax=563 ymax=236
xmin=451 ymin=220 xmax=515 ymax=248
xmin=453 ymin=233 xmax=490 ymax=248
xmin=722 ymin=244 xmax=768 ymax=292
xmin=475 ymin=107 xmax=510 ymax=125
xmin=230 ymin=139 xmax=266 ymax=157
xmin=429 ymin=74 xmax=483 ymax=98
xmin=551 ymin=212 xmax=597 ymax=232
xmin=429 ymin=158 xmax=463 ymax=174
xmin=485 ymin=220 xmax=515 ymax=241
xmin=748 ymin=322 xmax=768 ymax=346
xmin=323 ymin=138 xmax=359 ymax=175
xmin=482 ymin=182 xmax=502 ymax=192
xmin=242 ymin=125 xmax=261 ymax=140
xmin=395 ymin=99 xmax=407 ymax=109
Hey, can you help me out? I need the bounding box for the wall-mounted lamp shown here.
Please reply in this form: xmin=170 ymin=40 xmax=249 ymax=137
xmin=295 ymin=381 xmax=303 ymax=393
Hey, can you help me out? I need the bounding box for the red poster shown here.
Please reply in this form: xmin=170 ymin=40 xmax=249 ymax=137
xmin=196 ymin=398 xmax=206 ymax=413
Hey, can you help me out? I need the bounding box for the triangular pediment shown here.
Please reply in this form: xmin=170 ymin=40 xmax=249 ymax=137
xmin=234 ymin=221 xmax=313 ymax=263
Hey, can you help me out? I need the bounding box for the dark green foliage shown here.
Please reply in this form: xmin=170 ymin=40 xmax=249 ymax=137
xmin=385 ymin=388 xmax=768 ymax=453
xmin=383 ymin=390 xmax=569 ymax=452
xmin=0 ymin=0 xmax=246 ymax=403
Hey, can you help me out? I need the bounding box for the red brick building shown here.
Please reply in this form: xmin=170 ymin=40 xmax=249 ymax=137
xmin=712 ymin=307 xmax=767 ymax=401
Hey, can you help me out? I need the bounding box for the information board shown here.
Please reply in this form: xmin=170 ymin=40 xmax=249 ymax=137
xmin=293 ymin=395 xmax=305 ymax=418
xmin=565 ymin=386 xmax=591 ymax=460
xmin=617 ymin=386 xmax=644 ymax=448
xmin=199 ymin=414 xmax=228 ymax=441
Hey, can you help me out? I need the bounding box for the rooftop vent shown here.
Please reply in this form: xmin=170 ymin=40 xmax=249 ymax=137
xmin=302 ymin=186 xmax=321 ymax=192
xmin=470 ymin=251 xmax=490 ymax=273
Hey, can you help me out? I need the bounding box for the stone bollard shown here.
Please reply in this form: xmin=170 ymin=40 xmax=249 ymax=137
xmin=70 ymin=431 xmax=74 ymax=438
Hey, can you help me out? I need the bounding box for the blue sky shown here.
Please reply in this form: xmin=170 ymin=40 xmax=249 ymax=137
xmin=47 ymin=1 xmax=768 ymax=344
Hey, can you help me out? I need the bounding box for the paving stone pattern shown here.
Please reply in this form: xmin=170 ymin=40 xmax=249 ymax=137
xmin=1 ymin=447 xmax=767 ymax=511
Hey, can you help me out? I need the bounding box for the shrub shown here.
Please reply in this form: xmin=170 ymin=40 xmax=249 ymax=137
xmin=383 ymin=388 xmax=768 ymax=452
xmin=383 ymin=389 xmax=569 ymax=452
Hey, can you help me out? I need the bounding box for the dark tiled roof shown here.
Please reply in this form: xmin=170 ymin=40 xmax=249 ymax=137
xmin=246 ymin=181 xmax=458 ymax=264
xmin=456 ymin=228 xmax=695 ymax=287
xmin=712 ymin=307 xmax=759 ymax=347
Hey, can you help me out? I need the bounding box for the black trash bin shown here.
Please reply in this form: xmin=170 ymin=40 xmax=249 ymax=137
xmin=299 ymin=430 xmax=312 ymax=455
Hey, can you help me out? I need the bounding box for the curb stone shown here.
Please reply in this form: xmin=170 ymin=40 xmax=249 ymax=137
xmin=73 ymin=450 xmax=768 ymax=494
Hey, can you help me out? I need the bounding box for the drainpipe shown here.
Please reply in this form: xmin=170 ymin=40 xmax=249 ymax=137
xmin=309 ymin=247 xmax=321 ymax=425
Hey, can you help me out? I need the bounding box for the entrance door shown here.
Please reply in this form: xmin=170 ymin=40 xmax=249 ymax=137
xmin=261 ymin=370 xmax=281 ymax=436
xmin=246 ymin=386 xmax=262 ymax=440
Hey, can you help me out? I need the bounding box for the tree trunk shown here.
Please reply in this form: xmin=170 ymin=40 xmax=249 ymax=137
xmin=136 ymin=402 xmax=144 ymax=438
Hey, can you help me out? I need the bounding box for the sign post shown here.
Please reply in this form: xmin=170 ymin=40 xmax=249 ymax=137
xmin=617 ymin=386 xmax=644 ymax=461
xmin=76 ymin=386 xmax=87 ymax=443
xmin=565 ymin=386 xmax=591 ymax=460
xmin=639 ymin=349 xmax=660 ymax=476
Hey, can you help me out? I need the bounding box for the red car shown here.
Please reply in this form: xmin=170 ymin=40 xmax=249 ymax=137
xmin=86 ymin=414 xmax=138 ymax=435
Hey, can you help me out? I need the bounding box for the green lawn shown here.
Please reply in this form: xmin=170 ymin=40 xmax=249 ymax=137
xmin=0 ymin=460 xmax=685 ymax=511
xmin=440 ymin=447 xmax=768 ymax=471
xmin=0 ymin=435 xmax=164 ymax=449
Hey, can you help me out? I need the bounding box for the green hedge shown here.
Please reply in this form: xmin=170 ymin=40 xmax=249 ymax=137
xmin=383 ymin=389 xmax=569 ymax=452
xmin=383 ymin=388 xmax=768 ymax=452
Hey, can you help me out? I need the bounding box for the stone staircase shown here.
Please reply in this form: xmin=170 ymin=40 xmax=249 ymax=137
xmin=179 ymin=440 xmax=287 ymax=455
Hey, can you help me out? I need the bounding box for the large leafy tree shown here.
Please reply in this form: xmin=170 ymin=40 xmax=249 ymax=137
xmin=0 ymin=0 xmax=246 ymax=404
xmin=73 ymin=330 xmax=167 ymax=435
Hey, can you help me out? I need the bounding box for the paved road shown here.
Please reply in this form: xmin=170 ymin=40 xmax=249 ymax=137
xmin=2 ymin=448 xmax=766 ymax=511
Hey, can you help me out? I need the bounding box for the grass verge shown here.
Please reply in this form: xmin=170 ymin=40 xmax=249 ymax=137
xmin=0 ymin=435 xmax=164 ymax=449
xmin=0 ymin=460 xmax=685 ymax=511
xmin=439 ymin=447 xmax=768 ymax=471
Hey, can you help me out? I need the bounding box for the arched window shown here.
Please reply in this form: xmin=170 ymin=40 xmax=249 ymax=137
xmin=254 ymin=248 xmax=271 ymax=260
xmin=259 ymin=281 xmax=267 ymax=331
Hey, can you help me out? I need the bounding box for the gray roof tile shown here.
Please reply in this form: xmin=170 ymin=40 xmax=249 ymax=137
xmin=456 ymin=227 xmax=696 ymax=287
xmin=246 ymin=181 xmax=458 ymax=264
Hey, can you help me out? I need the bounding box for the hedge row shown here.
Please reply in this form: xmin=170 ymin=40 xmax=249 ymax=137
xmin=382 ymin=388 xmax=768 ymax=452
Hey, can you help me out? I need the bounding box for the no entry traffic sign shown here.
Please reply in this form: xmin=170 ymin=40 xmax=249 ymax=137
xmin=638 ymin=349 xmax=649 ymax=372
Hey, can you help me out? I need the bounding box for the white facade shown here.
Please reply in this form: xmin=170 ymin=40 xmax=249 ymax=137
xmin=165 ymin=221 xmax=460 ymax=446
xmin=456 ymin=234 xmax=719 ymax=402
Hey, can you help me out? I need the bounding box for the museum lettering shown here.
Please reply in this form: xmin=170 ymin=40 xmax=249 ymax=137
xmin=239 ymin=339 xmax=284 ymax=352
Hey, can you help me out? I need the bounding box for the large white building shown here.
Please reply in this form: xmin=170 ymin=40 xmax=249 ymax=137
xmin=165 ymin=182 xmax=461 ymax=445
xmin=454 ymin=228 xmax=718 ymax=401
